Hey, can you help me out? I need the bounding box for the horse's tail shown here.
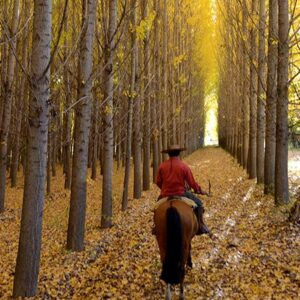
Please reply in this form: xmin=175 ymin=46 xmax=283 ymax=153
xmin=160 ymin=206 xmax=184 ymax=284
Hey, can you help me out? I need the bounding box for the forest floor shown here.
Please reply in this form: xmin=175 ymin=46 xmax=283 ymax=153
xmin=0 ymin=148 xmax=299 ymax=300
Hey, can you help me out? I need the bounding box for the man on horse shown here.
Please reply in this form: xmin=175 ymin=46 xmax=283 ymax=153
xmin=156 ymin=145 xmax=210 ymax=235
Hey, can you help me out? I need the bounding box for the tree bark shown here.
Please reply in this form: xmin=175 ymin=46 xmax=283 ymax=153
xmin=162 ymin=0 xmax=168 ymax=160
xmin=67 ymin=0 xmax=97 ymax=251
xmin=63 ymin=2 xmax=73 ymax=190
xmin=101 ymin=0 xmax=117 ymax=228
xmin=0 ymin=0 xmax=20 ymax=212
xmin=10 ymin=5 xmax=29 ymax=187
xmin=256 ymin=0 xmax=266 ymax=183
xmin=91 ymin=93 xmax=98 ymax=180
xmin=152 ymin=0 xmax=160 ymax=182
xmin=275 ymin=0 xmax=289 ymax=204
xmin=264 ymin=0 xmax=278 ymax=194
xmin=133 ymin=52 xmax=142 ymax=198
xmin=122 ymin=0 xmax=137 ymax=210
xmin=248 ymin=0 xmax=258 ymax=179
xmin=142 ymin=0 xmax=151 ymax=191
xmin=47 ymin=124 xmax=52 ymax=195
xmin=242 ymin=0 xmax=249 ymax=170
xmin=13 ymin=0 xmax=52 ymax=296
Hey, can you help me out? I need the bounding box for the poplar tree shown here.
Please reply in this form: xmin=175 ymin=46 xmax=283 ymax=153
xmin=67 ymin=0 xmax=97 ymax=251
xmin=264 ymin=0 xmax=278 ymax=194
xmin=101 ymin=0 xmax=117 ymax=228
xmin=13 ymin=0 xmax=52 ymax=296
xmin=275 ymin=0 xmax=290 ymax=204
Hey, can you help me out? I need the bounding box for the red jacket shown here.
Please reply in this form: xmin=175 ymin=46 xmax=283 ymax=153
xmin=156 ymin=157 xmax=202 ymax=197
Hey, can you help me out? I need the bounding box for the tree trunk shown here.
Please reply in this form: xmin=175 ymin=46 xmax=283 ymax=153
xmin=264 ymin=0 xmax=278 ymax=194
xmin=63 ymin=94 xmax=72 ymax=189
xmin=256 ymin=0 xmax=266 ymax=184
xmin=67 ymin=0 xmax=97 ymax=251
xmin=248 ymin=0 xmax=258 ymax=179
xmin=142 ymin=0 xmax=151 ymax=191
xmin=122 ymin=0 xmax=137 ymax=210
xmin=10 ymin=10 xmax=29 ymax=187
xmin=275 ymin=0 xmax=289 ymax=205
xmin=63 ymin=3 xmax=72 ymax=190
xmin=152 ymin=0 xmax=160 ymax=182
xmin=13 ymin=0 xmax=52 ymax=296
xmin=47 ymin=125 xmax=52 ymax=195
xmin=0 ymin=0 xmax=20 ymax=212
xmin=51 ymin=119 xmax=57 ymax=177
xmin=162 ymin=0 xmax=168 ymax=160
xmin=242 ymin=0 xmax=249 ymax=170
xmin=133 ymin=56 xmax=142 ymax=198
xmin=101 ymin=0 xmax=117 ymax=228
xmin=91 ymin=93 xmax=98 ymax=180
xmin=0 ymin=0 xmax=8 ymax=130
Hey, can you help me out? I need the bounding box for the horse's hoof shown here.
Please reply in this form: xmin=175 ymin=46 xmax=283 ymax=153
xmin=165 ymin=284 xmax=171 ymax=300
xmin=197 ymin=224 xmax=211 ymax=235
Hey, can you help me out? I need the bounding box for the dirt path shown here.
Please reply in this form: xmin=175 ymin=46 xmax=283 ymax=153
xmin=0 ymin=148 xmax=299 ymax=299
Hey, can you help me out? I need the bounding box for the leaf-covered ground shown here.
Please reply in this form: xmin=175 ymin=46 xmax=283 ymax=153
xmin=0 ymin=148 xmax=299 ymax=299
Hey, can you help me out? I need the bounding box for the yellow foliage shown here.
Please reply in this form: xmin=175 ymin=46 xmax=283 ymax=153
xmin=179 ymin=74 xmax=187 ymax=85
xmin=173 ymin=54 xmax=186 ymax=67
xmin=103 ymin=104 xmax=113 ymax=115
xmin=136 ymin=10 xmax=156 ymax=41
xmin=189 ymin=0 xmax=218 ymax=93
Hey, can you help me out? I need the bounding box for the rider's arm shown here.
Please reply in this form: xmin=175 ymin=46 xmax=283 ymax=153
xmin=184 ymin=165 xmax=202 ymax=194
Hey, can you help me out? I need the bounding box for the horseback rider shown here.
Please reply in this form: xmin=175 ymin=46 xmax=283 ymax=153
xmin=156 ymin=145 xmax=211 ymax=235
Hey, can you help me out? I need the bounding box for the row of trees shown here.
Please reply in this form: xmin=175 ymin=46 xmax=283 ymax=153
xmin=0 ymin=0 xmax=213 ymax=297
xmin=217 ymin=0 xmax=299 ymax=205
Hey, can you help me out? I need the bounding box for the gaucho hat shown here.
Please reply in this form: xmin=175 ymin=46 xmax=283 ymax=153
xmin=161 ymin=144 xmax=186 ymax=153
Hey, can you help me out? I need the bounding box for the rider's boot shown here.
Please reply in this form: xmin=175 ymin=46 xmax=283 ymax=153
xmin=194 ymin=206 xmax=211 ymax=235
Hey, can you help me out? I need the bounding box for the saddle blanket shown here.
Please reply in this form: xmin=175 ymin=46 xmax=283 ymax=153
xmin=153 ymin=197 xmax=197 ymax=211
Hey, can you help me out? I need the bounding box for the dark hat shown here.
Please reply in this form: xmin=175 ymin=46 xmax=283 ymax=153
xmin=161 ymin=144 xmax=186 ymax=153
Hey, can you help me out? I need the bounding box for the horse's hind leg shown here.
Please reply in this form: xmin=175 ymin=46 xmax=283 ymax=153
xmin=165 ymin=284 xmax=171 ymax=300
xmin=179 ymin=283 xmax=185 ymax=300
xmin=187 ymin=243 xmax=193 ymax=268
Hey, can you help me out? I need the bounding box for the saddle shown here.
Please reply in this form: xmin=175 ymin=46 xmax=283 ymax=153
xmin=153 ymin=196 xmax=197 ymax=211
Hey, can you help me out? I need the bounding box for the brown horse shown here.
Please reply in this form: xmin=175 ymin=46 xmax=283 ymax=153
xmin=154 ymin=199 xmax=198 ymax=300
